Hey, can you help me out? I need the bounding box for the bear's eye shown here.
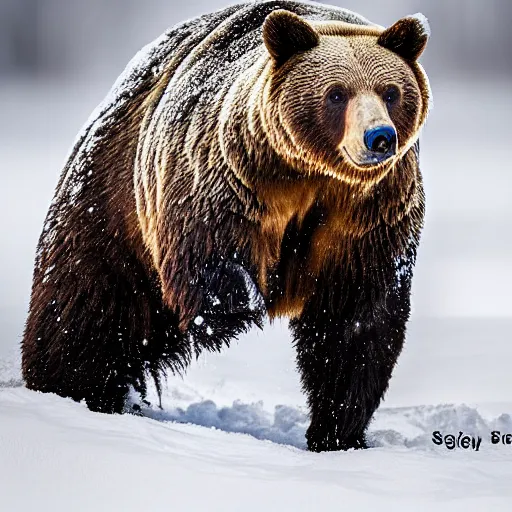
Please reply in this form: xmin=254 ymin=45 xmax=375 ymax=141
xmin=383 ymin=85 xmax=400 ymax=106
xmin=328 ymin=88 xmax=348 ymax=105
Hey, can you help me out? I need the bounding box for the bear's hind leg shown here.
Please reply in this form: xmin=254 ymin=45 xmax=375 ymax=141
xmin=22 ymin=253 xmax=189 ymax=414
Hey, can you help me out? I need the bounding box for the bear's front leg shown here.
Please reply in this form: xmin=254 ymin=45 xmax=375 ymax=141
xmin=290 ymin=256 xmax=414 ymax=452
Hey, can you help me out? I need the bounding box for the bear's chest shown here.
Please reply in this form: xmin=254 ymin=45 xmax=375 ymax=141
xmin=252 ymin=181 xmax=370 ymax=319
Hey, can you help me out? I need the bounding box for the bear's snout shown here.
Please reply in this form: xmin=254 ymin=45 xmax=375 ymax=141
xmin=341 ymin=93 xmax=399 ymax=169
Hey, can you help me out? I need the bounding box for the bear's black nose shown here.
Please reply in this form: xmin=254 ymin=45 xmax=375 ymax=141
xmin=364 ymin=126 xmax=397 ymax=156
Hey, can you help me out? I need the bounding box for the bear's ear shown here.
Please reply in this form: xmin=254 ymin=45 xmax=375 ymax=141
xmin=263 ymin=10 xmax=320 ymax=65
xmin=378 ymin=14 xmax=430 ymax=61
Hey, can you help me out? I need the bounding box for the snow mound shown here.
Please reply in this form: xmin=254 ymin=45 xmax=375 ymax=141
xmin=370 ymin=403 xmax=512 ymax=448
xmin=0 ymin=350 xmax=22 ymax=389
xmin=142 ymin=399 xmax=309 ymax=448
xmin=138 ymin=394 xmax=512 ymax=451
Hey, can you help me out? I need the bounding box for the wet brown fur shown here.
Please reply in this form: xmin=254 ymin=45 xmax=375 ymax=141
xmin=22 ymin=1 xmax=430 ymax=451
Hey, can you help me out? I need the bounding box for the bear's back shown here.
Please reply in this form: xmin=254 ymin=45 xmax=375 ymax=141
xmin=39 ymin=1 xmax=371 ymax=264
xmin=60 ymin=0 xmax=370 ymax=192
xmin=151 ymin=1 xmax=371 ymax=134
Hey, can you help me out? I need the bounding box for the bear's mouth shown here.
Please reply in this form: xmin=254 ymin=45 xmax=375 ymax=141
xmin=343 ymin=146 xmax=394 ymax=169
xmin=343 ymin=147 xmax=376 ymax=169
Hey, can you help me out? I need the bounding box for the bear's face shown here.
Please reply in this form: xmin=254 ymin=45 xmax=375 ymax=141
xmin=262 ymin=10 xmax=431 ymax=187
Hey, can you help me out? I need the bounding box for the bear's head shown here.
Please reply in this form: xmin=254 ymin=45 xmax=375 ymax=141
xmin=260 ymin=9 xmax=431 ymax=187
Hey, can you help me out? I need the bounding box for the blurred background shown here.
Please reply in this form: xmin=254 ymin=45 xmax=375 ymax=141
xmin=1 ymin=0 xmax=511 ymax=406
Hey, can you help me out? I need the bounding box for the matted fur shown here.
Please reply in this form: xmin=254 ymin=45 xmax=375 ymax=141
xmin=22 ymin=0 xmax=430 ymax=452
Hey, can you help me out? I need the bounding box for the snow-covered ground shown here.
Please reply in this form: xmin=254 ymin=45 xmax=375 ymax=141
xmin=3 ymin=387 xmax=511 ymax=512
xmin=2 ymin=317 xmax=512 ymax=511
xmin=1 ymin=73 xmax=512 ymax=510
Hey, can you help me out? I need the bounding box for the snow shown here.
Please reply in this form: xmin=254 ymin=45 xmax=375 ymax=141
xmin=410 ymin=12 xmax=431 ymax=38
xmin=2 ymin=315 xmax=512 ymax=511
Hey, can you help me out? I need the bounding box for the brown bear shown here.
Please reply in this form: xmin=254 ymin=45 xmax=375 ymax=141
xmin=22 ymin=0 xmax=431 ymax=452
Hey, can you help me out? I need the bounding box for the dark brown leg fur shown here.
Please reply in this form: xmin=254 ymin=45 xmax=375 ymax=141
xmin=291 ymin=247 xmax=416 ymax=452
xmin=22 ymin=241 xmax=192 ymax=413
